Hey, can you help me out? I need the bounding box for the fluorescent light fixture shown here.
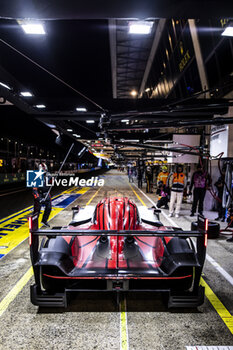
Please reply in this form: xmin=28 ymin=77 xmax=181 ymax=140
xmin=78 ymin=147 xmax=87 ymax=157
xmin=121 ymin=119 xmax=129 ymax=123
xmin=129 ymin=21 xmax=153 ymax=35
xmin=86 ymin=120 xmax=95 ymax=123
xmin=35 ymin=104 xmax=46 ymax=109
xmin=21 ymin=22 xmax=46 ymax=35
xmin=44 ymin=122 xmax=56 ymax=128
xmin=73 ymin=134 xmax=81 ymax=138
xmin=67 ymin=129 xmax=73 ymax=132
xmin=222 ymin=26 xmax=233 ymax=37
xmin=20 ymin=91 xmax=33 ymax=97
xmin=0 ymin=82 xmax=11 ymax=90
xmin=125 ymin=139 xmax=139 ymax=142
xmin=76 ymin=107 xmax=87 ymax=112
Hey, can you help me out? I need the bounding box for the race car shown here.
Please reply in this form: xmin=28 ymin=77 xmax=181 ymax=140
xmin=29 ymin=197 xmax=208 ymax=308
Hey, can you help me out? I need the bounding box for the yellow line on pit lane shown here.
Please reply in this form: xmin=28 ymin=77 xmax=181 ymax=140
xmin=0 ymin=267 xmax=33 ymax=317
xmin=129 ymin=184 xmax=147 ymax=206
xmin=0 ymin=186 xmax=101 ymax=317
xmin=118 ymin=182 xmax=146 ymax=350
xmin=85 ymin=187 xmax=101 ymax=206
xmin=201 ymin=278 xmax=233 ymax=334
xmin=120 ymin=297 xmax=129 ymax=350
xmin=131 ymin=184 xmax=233 ymax=336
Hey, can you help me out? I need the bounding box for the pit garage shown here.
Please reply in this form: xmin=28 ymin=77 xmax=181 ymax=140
xmin=0 ymin=1 xmax=233 ymax=350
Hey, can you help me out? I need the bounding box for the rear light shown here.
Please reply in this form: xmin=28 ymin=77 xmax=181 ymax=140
xmin=29 ymin=232 xmax=32 ymax=246
xmin=204 ymin=218 xmax=208 ymax=247
xmin=204 ymin=233 xmax=208 ymax=247
xmin=28 ymin=216 xmax=32 ymax=231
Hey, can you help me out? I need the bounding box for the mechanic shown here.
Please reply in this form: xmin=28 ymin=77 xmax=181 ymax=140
xmin=157 ymin=165 xmax=169 ymax=186
xmin=189 ymin=164 xmax=210 ymax=217
xmin=32 ymin=162 xmax=52 ymax=227
xmin=145 ymin=165 xmax=153 ymax=193
xmin=214 ymin=166 xmax=226 ymax=221
xmin=156 ymin=181 xmax=170 ymax=209
xmin=137 ymin=166 xmax=143 ymax=189
xmin=168 ymin=164 xmax=187 ymax=218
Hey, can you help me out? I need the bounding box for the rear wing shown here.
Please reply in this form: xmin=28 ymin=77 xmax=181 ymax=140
xmin=28 ymin=213 xmax=208 ymax=239
xmin=28 ymin=214 xmax=208 ymax=266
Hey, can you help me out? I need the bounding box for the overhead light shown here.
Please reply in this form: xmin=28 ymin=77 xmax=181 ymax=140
xmin=0 ymin=82 xmax=11 ymax=90
xmin=121 ymin=119 xmax=129 ymax=123
xmin=86 ymin=120 xmax=95 ymax=123
xmin=129 ymin=21 xmax=153 ymax=35
xmin=222 ymin=26 xmax=233 ymax=37
xmin=67 ymin=129 xmax=73 ymax=132
xmin=20 ymin=22 xmax=46 ymax=35
xmin=145 ymin=88 xmax=150 ymax=92
xmin=125 ymin=139 xmax=139 ymax=142
xmin=76 ymin=107 xmax=87 ymax=112
xmin=44 ymin=122 xmax=56 ymax=128
xmin=35 ymin=104 xmax=46 ymax=109
xmin=130 ymin=90 xmax=137 ymax=97
xmin=20 ymin=91 xmax=33 ymax=97
xmin=73 ymin=134 xmax=81 ymax=138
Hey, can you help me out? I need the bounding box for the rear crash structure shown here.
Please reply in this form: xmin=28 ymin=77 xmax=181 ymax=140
xmin=28 ymin=197 xmax=208 ymax=308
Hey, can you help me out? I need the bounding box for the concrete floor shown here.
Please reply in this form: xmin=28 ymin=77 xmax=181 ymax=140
xmin=0 ymin=170 xmax=232 ymax=350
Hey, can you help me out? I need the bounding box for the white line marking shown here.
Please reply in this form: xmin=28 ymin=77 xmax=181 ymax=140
xmin=186 ymin=347 xmax=233 ymax=350
xmin=133 ymin=184 xmax=179 ymax=227
xmin=206 ymin=254 xmax=233 ymax=287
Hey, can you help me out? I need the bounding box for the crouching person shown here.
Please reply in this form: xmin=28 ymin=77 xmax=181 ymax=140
xmin=156 ymin=181 xmax=170 ymax=209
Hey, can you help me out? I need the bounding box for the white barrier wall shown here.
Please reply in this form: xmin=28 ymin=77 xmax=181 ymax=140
xmin=167 ymin=134 xmax=200 ymax=163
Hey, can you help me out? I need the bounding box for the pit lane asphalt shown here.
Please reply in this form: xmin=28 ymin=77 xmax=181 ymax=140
xmin=0 ymin=170 xmax=232 ymax=350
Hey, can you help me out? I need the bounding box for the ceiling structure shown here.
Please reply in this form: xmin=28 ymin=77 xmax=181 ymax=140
xmin=0 ymin=6 xmax=233 ymax=164
xmin=109 ymin=19 xmax=160 ymax=98
xmin=0 ymin=0 xmax=232 ymax=20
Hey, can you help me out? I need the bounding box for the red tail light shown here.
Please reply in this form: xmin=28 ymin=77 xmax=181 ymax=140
xmin=204 ymin=233 xmax=208 ymax=247
xmin=204 ymin=218 xmax=208 ymax=247
xmin=29 ymin=232 xmax=32 ymax=246
xmin=28 ymin=216 xmax=32 ymax=231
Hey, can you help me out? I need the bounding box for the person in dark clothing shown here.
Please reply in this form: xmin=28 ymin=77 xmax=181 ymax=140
xmin=145 ymin=165 xmax=153 ymax=193
xmin=214 ymin=167 xmax=226 ymax=221
xmin=128 ymin=167 xmax=134 ymax=183
xmin=137 ymin=167 xmax=143 ymax=189
xmin=32 ymin=163 xmax=52 ymax=227
xmin=189 ymin=164 xmax=209 ymax=216
xmin=156 ymin=181 xmax=170 ymax=209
